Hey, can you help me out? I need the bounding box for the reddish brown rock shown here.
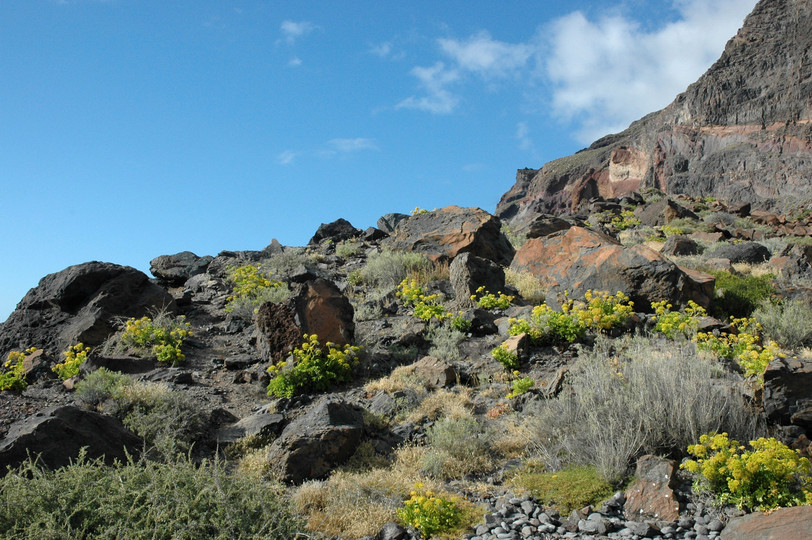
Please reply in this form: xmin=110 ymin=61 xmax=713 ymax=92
xmin=510 ymin=226 xmax=713 ymax=310
xmin=255 ymin=278 xmax=355 ymax=364
xmin=635 ymin=198 xmax=698 ymax=227
xmin=382 ymin=206 xmax=514 ymax=266
xmin=501 ymin=333 xmax=529 ymax=364
xmin=624 ymin=455 xmax=680 ymax=522
xmin=411 ymin=356 xmax=458 ymax=388
xmin=720 ymin=505 xmax=812 ymax=540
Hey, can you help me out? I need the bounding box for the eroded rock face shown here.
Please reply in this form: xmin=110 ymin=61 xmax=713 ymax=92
xmin=383 ymin=206 xmax=515 ymax=266
xmin=308 ymin=218 xmax=361 ymax=246
xmin=510 ymin=226 xmax=714 ymax=310
xmin=0 ymin=405 xmax=141 ymax=474
xmin=762 ymin=356 xmax=812 ymax=432
xmin=497 ymin=0 xmax=812 ymax=230
xmin=266 ymin=398 xmax=364 ymax=483
xmin=255 ymin=278 xmax=355 ymax=364
xmin=0 ymin=261 xmax=174 ymax=358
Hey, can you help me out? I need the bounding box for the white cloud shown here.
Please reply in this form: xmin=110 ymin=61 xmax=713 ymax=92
xmin=280 ymin=20 xmax=317 ymax=45
xmin=438 ymin=31 xmax=531 ymax=79
xmin=328 ymin=138 xmax=379 ymax=153
xmin=370 ymin=42 xmax=392 ymax=58
xmin=396 ymin=62 xmax=460 ymax=114
xmin=288 ymin=56 xmax=302 ymax=67
xmin=516 ymin=121 xmax=533 ymax=151
xmin=544 ymin=0 xmax=757 ymax=142
xmin=277 ymin=150 xmax=297 ymax=165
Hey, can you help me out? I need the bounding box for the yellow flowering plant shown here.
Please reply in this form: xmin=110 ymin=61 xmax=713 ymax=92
xmin=53 ymin=343 xmax=90 ymax=380
xmin=696 ymin=317 xmax=783 ymax=381
xmin=397 ymin=279 xmax=449 ymax=323
xmin=397 ymin=483 xmax=462 ymax=538
xmin=0 ymin=347 xmax=37 ymax=392
xmin=491 ymin=343 xmax=519 ymax=370
xmin=266 ymin=334 xmax=360 ymax=398
xmin=120 ymin=314 xmax=192 ymax=366
xmin=651 ymin=300 xmax=706 ymax=339
xmin=471 ymin=286 xmax=514 ymax=310
xmin=225 ymin=264 xmax=288 ymax=315
xmin=682 ymin=432 xmax=812 ymax=511
xmin=569 ymin=290 xmax=634 ymax=331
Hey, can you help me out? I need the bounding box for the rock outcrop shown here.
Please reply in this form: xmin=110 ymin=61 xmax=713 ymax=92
xmin=497 ymin=0 xmax=812 ymax=230
xmin=383 ymin=206 xmax=515 ymax=266
xmin=0 ymin=262 xmax=175 ymax=359
xmin=509 ymin=226 xmax=715 ymax=310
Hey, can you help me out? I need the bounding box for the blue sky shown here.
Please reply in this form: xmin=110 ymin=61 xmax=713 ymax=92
xmin=0 ymin=0 xmax=757 ymax=322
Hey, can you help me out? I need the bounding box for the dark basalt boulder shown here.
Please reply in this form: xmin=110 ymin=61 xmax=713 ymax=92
xmin=308 ymin=218 xmax=361 ymax=246
xmin=0 ymin=405 xmax=141 ymax=475
xmin=266 ymin=397 xmax=364 ymax=483
xmin=149 ymin=251 xmax=213 ymax=286
xmin=449 ymin=252 xmax=506 ymax=309
xmin=708 ymin=241 xmax=771 ymax=264
xmin=0 ymin=261 xmax=174 ymax=359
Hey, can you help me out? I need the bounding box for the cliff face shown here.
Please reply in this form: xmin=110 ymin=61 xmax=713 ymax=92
xmin=497 ymin=0 xmax=812 ymax=227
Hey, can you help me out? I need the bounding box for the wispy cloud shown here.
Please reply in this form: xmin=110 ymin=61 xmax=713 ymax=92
xmin=397 ymin=0 xmax=755 ymax=140
xmin=396 ymin=62 xmax=460 ymax=114
xmin=277 ymin=150 xmax=298 ymax=165
xmin=288 ymin=56 xmax=302 ymax=67
xmin=279 ymin=20 xmax=317 ymax=45
xmin=516 ymin=121 xmax=533 ymax=152
xmin=327 ymin=138 xmax=379 ymax=153
xmin=369 ymin=41 xmax=393 ymax=58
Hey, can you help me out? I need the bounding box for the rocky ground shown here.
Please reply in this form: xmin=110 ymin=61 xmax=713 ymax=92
xmin=1 ymin=192 xmax=811 ymax=539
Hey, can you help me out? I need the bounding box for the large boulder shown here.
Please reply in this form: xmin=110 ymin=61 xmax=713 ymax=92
xmin=720 ymin=505 xmax=812 ymax=540
xmin=266 ymin=398 xmax=364 ymax=483
xmin=149 ymin=251 xmax=213 ymax=286
xmin=0 ymin=262 xmax=174 ymax=358
xmin=0 ymin=406 xmax=141 ymax=474
xmin=623 ymin=455 xmax=680 ymax=522
xmin=308 ymin=218 xmax=361 ymax=246
xmin=762 ymin=356 xmax=812 ymax=432
xmin=255 ymin=278 xmax=355 ymax=364
xmin=635 ymin=198 xmax=698 ymax=227
xmin=709 ymin=242 xmax=771 ymax=264
xmin=449 ymin=253 xmax=506 ymax=309
xmin=382 ymin=206 xmax=515 ymax=266
xmin=510 ymin=226 xmax=714 ymax=310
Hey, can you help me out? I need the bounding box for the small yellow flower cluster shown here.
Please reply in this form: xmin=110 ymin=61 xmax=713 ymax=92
xmin=569 ymin=290 xmax=634 ymax=331
xmin=53 ymin=343 xmax=90 ymax=380
xmin=696 ymin=317 xmax=784 ymax=381
xmin=267 ymin=334 xmax=361 ymax=398
xmin=410 ymin=207 xmax=430 ymax=216
xmin=609 ymin=210 xmax=641 ymax=231
xmin=397 ymin=279 xmax=449 ymax=322
xmin=397 ymin=483 xmax=462 ymax=538
xmin=471 ymin=286 xmax=514 ymax=310
xmin=651 ymin=300 xmax=706 ymax=339
xmin=491 ymin=343 xmax=519 ymax=370
xmin=1 ymin=347 xmax=37 ymax=392
xmin=683 ymin=432 xmax=812 ymax=510
xmin=121 ymin=315 xmax=192 ymax=366
xmin=225 ymin=264 xmax=284 ymax=313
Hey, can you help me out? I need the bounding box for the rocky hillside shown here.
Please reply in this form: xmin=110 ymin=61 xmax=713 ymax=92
xmin=497 ymin=0 xmax=812 ymax=233
xmin=1 ymin=196 xmax=812 ymax=539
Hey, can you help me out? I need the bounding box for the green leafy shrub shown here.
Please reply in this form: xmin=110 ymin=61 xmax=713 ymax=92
xmin=491 ymin=343 xmax=519 ymax=370
xmin=471 ymin=286 xmax=513 ymax=310
xmin=0 ymin=453 xmax=305 ymax=539
xmin=52 ymin=343 xmax=90 ymax=380
xmin=267 ymin=334 xmax=360 ymax=398
xmin=651 ymin=300 xmax=706 ymax=339
xmin=397 ymin=483 xmax=462 ymax=538
xmin=450 ymin=313 xmax=471 ymax=333
xmin=120 ymin=312 xmax=191 ymax=366
xmin=753 ymin=299 xmax=812 ymax=349
xmin=0 ymin=348 xmax=35 ymax=392
xmin=511 ymin=465 xmax=615 ymax=513
xmin=683 ymin=432 xmax=812 ymax=511
xmin=225 ymin=264 xmax=290 ymax=318
xmin=710 ymin=270 xmax=775 ymax=319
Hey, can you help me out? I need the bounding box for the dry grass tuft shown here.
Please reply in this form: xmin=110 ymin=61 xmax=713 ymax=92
xmin=405 ymin=388 xmax=474 ymax=424
xmin=505 ymin=268 xmax=546 ymax=304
